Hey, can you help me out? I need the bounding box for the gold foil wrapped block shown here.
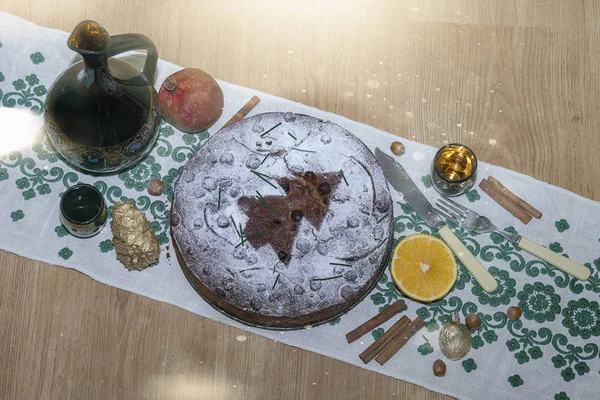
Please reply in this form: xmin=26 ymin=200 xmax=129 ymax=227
xmin=111 ymin=200 xmax=160 ymax=271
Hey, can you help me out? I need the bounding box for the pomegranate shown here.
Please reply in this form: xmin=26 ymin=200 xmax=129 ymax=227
xmin=157 ymin=68 xmax=224 ymax=133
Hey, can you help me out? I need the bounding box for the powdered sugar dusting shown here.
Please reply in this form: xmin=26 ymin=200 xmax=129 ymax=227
xmin=171 ymin=112 xmax=392 ymax=327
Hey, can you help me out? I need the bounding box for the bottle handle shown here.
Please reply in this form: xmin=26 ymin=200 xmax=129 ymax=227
xmin=108 ymin=33 xmax=158 ymax=86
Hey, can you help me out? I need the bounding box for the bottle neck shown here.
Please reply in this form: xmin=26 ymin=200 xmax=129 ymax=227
xmin=79 ymin=53 xmax=116 ymax=93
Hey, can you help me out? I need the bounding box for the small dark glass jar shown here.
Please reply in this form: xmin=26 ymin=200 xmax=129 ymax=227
xmin=59 ymin=183 xmax=107 ymax=238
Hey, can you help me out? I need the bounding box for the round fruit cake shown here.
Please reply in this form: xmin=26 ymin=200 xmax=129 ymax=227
xmin=171 ymin=112 xmax=393 ymax=329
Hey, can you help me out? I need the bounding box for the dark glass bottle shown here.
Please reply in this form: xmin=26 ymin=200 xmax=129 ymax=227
xmin=44 ymin=20 xmax=160 ymax=174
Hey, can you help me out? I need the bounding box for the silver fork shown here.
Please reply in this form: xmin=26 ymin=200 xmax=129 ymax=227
xmin=435 ymin=196 xmax=590 ymax=281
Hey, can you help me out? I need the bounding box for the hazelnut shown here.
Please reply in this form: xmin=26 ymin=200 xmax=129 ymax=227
xmin=465 ymin=314 xmax=481 ymax=330
xmin=433 ymin=359 xmax=446 ymax=377
xmin=507 ymin=306 xmax=522 ymax=321
xmin=391 ymin=141 xmax=405 ymax=156
xmin=147 ymin=179 xmax=164 ymax=196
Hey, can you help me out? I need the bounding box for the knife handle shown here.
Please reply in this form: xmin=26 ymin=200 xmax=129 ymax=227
xmin=438 ymin=225 xmax=498 ymax=293
xmin=517 ymin=237 xmax=590 ymax=281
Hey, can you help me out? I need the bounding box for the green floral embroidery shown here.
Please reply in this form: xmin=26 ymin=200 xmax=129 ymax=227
xmin=505 ymin=319 xmax=551 ymax=364
xmin=561 ymin=298 xmax=600 ymax=339
xmin=161 ymin=167 xmax=180 ymax=201
xmin=99 ymin=239 xmax=114 ymax=253
xmin=3 ymin=74 xmax=46 ymax=113
xmin=472 ymin=266 xmax=515 ymax=307
xmin=372 ymin=327 xmax=384 ymax=340
xmin=462 ymin=358 xmax=477 ymax=372
xmin=560 ymin=367 xmax=575 ymax=382
xmin=370 ymin=272 xmax=402 ymax=312
xmin=573 ymin=361 xmax=589 ymax=375
xmin=10 ymin=210 xmax=24 ymax=221
xmin=554 ymin=392 xmax=570 ymax=400
xmin=26 ymin=74 xmax=39 ymax=86
xmin=0 ymin=167 xmax=8 ymax=181
xmin=30 ymin=52 xmax=45 ymax=64
xmin=551 ymin=333 xmax=598 ymax=382
xmin=14 ymin=158 xmax=77 ymax=200
xmin=552 ymin=355 xmax=567 ymax=368
xmin=421 ymin=175 xmax=432 ymax=188
xmin=507 ymin=374 xmax=523 ymax=387
xmin=528 ymin=346 xmax=543 ymax=359
xmin=416 ymin=296 xmax=463 ymax=328
xmin=517 ymin=282 xmax=561 ymax=323
xmin=118 ymin=155 xmax=161 ymax=191
xmin=549 ymin=242 xmax=563 ymax=254
xmin=154 ymin=124 xmax=176 ymax=158
xmin=54 ymin=225 xmax=69 ymax=237
xmin=417 ymin=341 xmax=433 ymax=355
xmin=554 ymin=219 xmax=570 ymax=233
xmin=0 ymin=71 xmax=4 ymax=82
xmin=466 ymin=189 xmax=480 ymax=203
xmin=514 ymin=350 xmax=529 ymax=364
xmin=505 ymin=338 xmax=519 ymax=351
xmin=579 ymin=259 xmax=600 ymax=293
xmin=394 ymin=202 xmax=433 ymax=236
xmin=58 ymin=247 xmax=73 ymax=260
xmin=31 ymin=128 xmax=60 ymax=163
xmin=172 ymin=131 xmax=210 ymax=162
xmin=472 ymin=336 xmax=484 ymax=349
xmin=426 ymin=320 xmax=440 ymax=332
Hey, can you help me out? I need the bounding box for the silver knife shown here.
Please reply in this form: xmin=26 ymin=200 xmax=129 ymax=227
xmin=375 ymin=147 xmax=498 ymax=293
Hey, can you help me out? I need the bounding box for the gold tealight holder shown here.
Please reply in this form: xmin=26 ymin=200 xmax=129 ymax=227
xmin=431 ymin=144 xmax=478 ymax=197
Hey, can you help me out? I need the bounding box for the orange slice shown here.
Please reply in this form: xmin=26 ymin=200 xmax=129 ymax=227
xmin=390 ymin=234 xmax=457 ymax=302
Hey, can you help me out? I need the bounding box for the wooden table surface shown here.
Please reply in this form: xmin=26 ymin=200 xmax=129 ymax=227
xmin=1 ymin=1 xmax=599 ymax=399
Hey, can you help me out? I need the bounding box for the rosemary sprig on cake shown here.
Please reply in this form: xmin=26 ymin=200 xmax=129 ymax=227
xmin=259 ymin=153 xmax=270 ymax=166
xmin=290 ymin=148 xmax=316 ymax=153
xmin=312 ymin=275 xmax=344 ymax=281
xmin=235 ymin=231 xmax=275 ymax=248
xmin=373 ymin=238 xmax=386 ymax=251
xmin=260 ymin=122 xmax=282 ymax=137
xmin=376 ymin=213 xmax=388 ymax=224
xmin=339 ymin=169 xmax=349 ymax=186
xmin=217 ymin=186 xmax=222 ymax=210
xmin=230 ymin=215 xmax=243 ymax=239
xmin=251 ymin=170 xmax=278 ymax=189
xmin=256 ymin=191 xmax=275 ymax=213
xmin=272 ymin=273 xmax=281 ymax=290
xmin=329 ymin=262 xmax=352 ymax=267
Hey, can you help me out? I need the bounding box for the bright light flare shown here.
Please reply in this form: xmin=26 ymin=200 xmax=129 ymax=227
xmin=0 ymin=107 xmax=42 ymax=155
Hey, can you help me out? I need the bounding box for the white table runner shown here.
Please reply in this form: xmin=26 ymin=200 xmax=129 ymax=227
xmin=1 ymin=12 xmax=599 ymax=400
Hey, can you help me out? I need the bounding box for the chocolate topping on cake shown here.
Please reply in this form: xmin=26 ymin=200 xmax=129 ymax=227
xmin=238 ymin=172 xmax=340 ymax=265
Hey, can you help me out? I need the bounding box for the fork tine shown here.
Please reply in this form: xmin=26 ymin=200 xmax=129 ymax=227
xmin=438 ymin=197 xmax=467 ymax=218
xmin=435 ymin=208 xmax=461 ymax=226
xmin=436 ymin=202 xmax=462 ymax=221
xmin=439 ymin=196 xmax=469 ymax=213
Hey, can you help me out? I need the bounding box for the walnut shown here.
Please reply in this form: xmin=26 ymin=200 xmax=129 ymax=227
xmin=111 ymin=200 xmax=160 ymax=271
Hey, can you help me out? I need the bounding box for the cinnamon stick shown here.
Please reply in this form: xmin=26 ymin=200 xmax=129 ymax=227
xmin=221 ymin=95 xmax=261 ymax=129
xmin=375 ymin=317 xmax=426 ymax=366
xmin=479 ymin=179 xmax=532 ymax=224
xmin=359 ymin=316 xmax=411 ymax=364
xmin=487 ymin=176 xmax=542 ymax=219
xmin=346 ymin=300 xmax=406 ymax=343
